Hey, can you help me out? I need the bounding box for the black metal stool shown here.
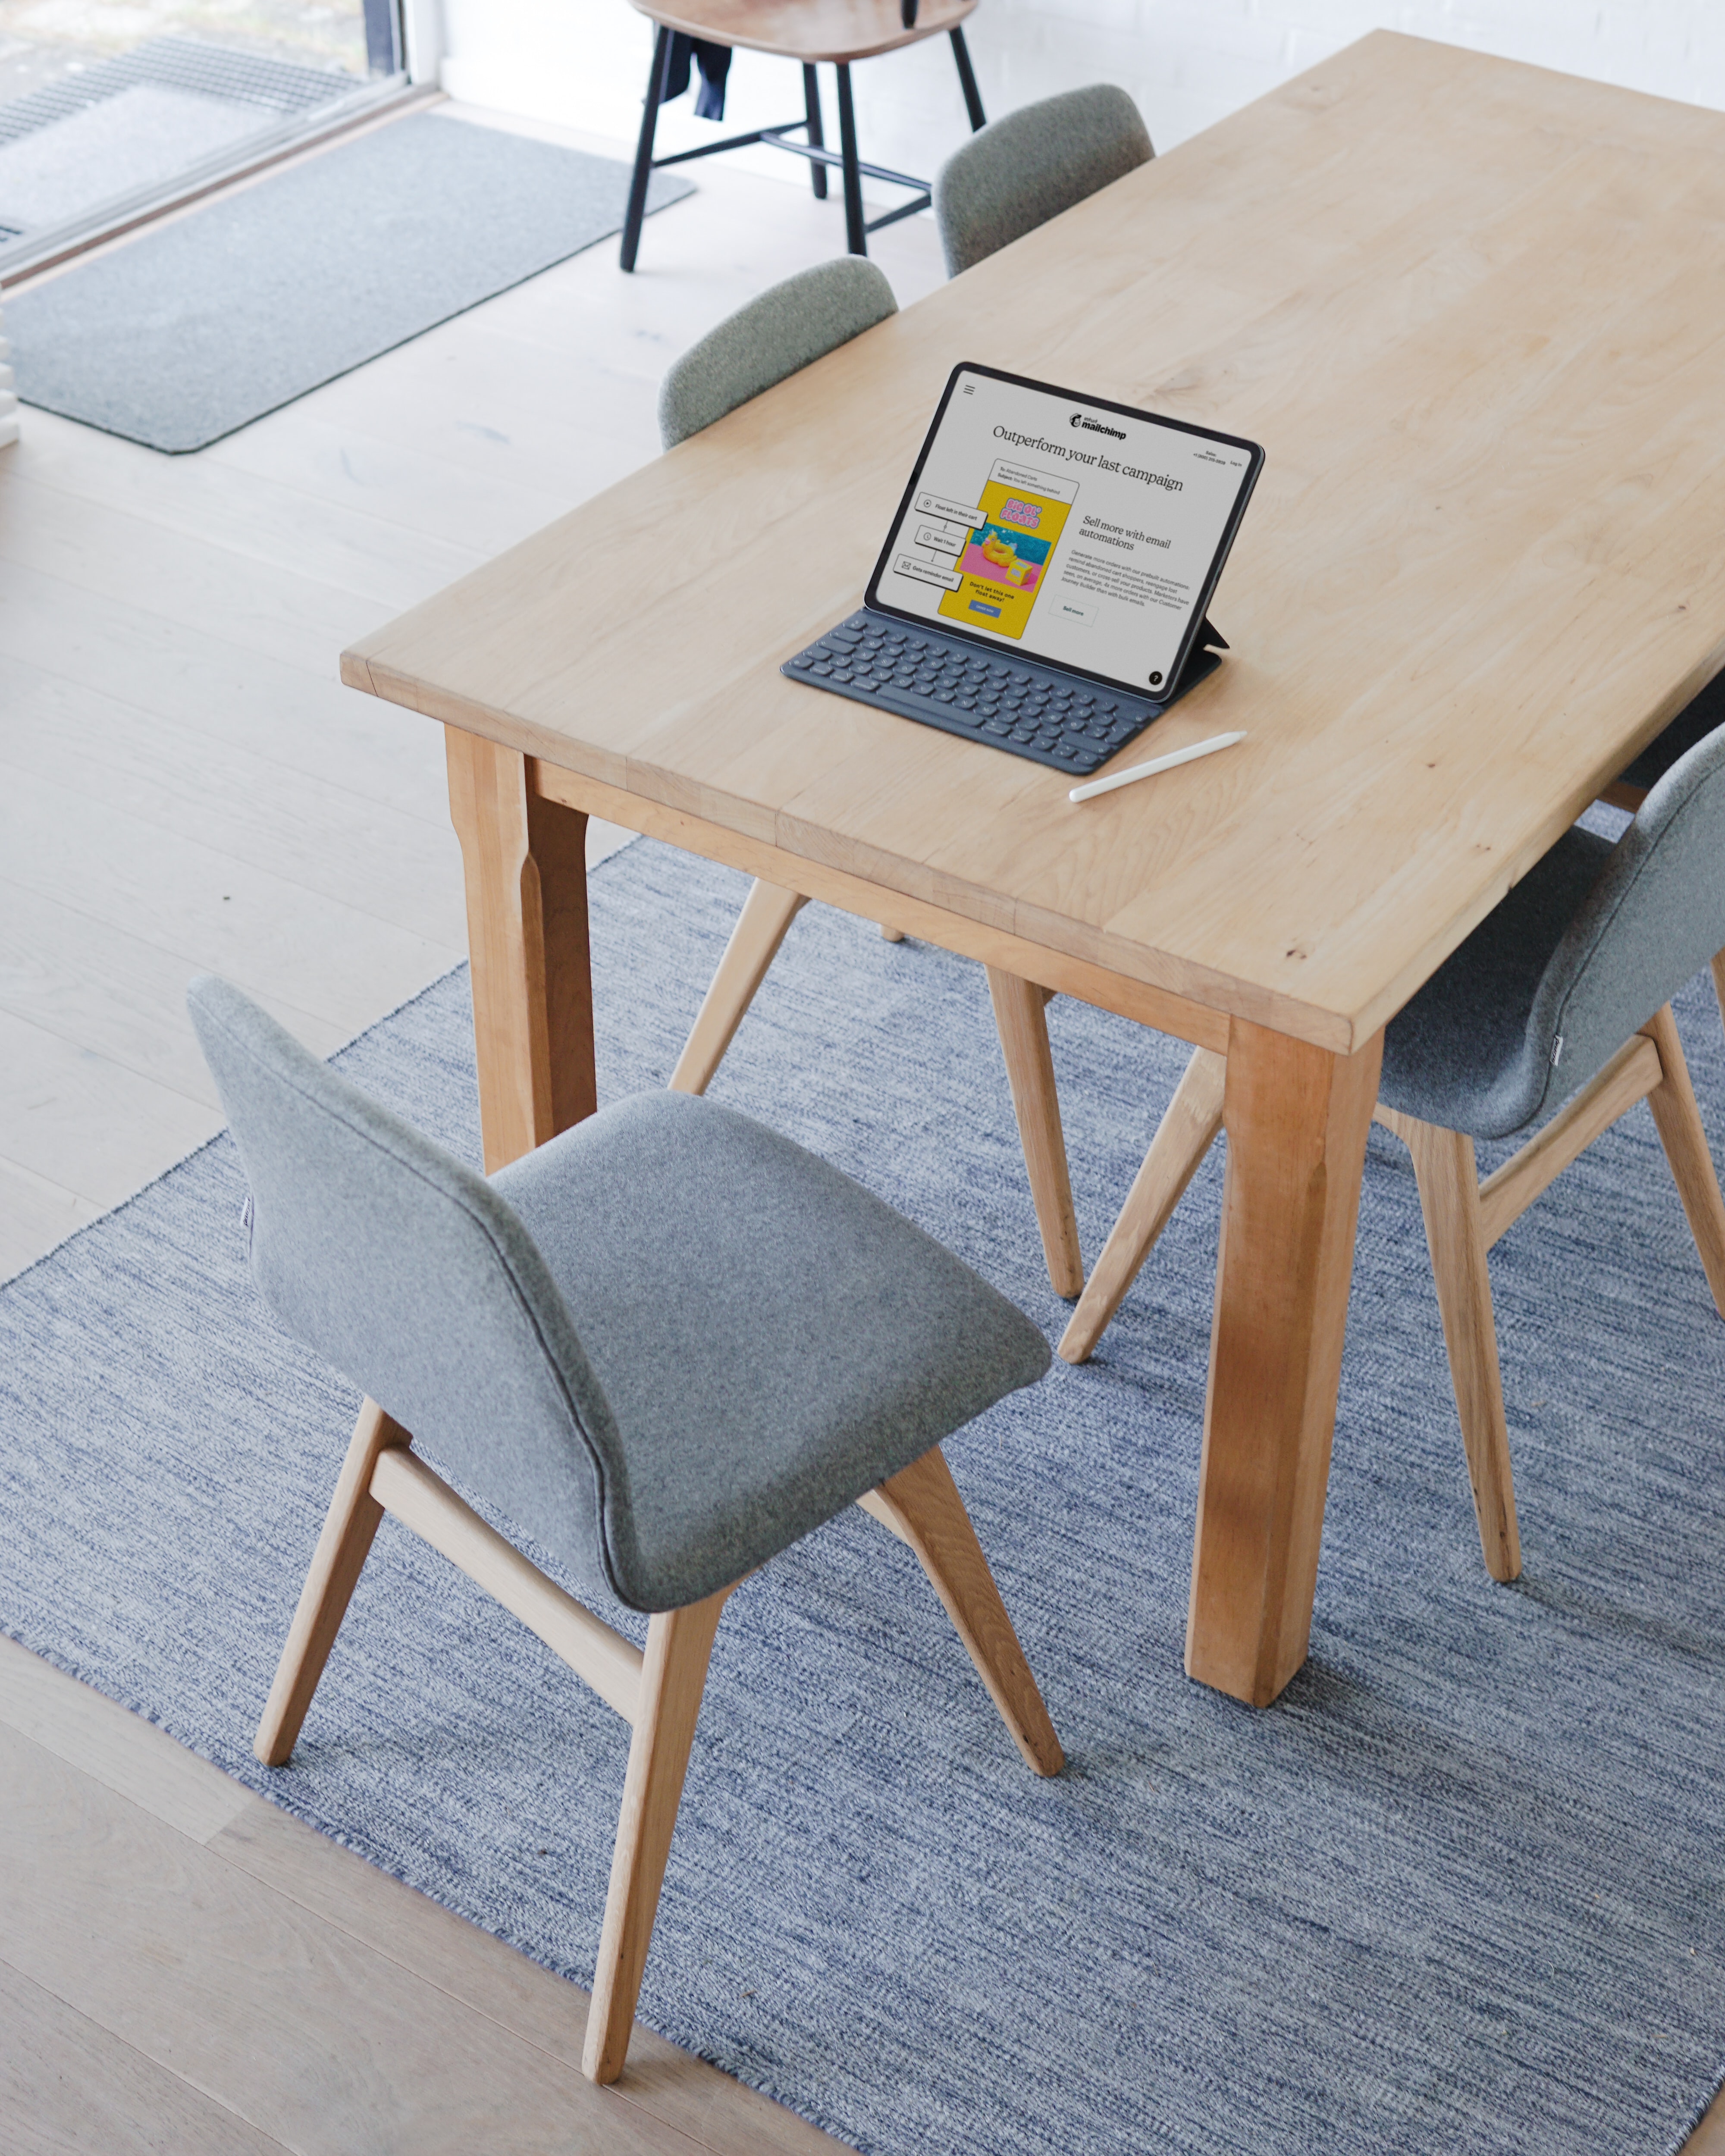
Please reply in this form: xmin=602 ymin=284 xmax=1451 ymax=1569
xmin=620 ymin=0 xmax=986 ymax=268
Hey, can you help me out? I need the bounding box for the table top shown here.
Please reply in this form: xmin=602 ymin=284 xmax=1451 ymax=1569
xmin=343 ymin=32 xmax=1725 ymax=1055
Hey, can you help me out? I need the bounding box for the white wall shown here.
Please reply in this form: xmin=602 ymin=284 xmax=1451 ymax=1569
xmin=438 ymin=0 xmax=1725 ymax=207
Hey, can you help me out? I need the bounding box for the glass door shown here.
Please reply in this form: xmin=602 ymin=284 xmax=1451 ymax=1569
xmin=0 ymin=0 xmax=406 ymax=277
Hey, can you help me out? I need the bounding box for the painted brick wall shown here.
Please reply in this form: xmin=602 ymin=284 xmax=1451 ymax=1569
xmin=440 ymin=0 xmax=1725 ymax=217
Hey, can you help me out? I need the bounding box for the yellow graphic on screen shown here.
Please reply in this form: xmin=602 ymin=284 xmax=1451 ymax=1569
xmin=938 ymin=477 xmax=1072 ymax=640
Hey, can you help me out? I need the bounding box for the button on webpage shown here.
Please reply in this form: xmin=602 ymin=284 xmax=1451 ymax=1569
xmin=894 ymin=554 xmax=962 ymax=592
xmin=1054 ymin=594 xmax=1099 ymax=627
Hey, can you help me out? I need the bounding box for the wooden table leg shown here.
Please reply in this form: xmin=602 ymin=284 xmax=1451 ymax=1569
xmin=445 ymin=728 xmax=596 ymax=1172
xmin=1185 ymin=1017 xmax=1382 ymax=1706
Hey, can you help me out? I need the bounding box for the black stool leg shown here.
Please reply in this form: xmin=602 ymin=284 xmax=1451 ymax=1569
xmin=835 ymin=63 xmax=866 ymax=254
xmin=950 ymin=28 xmax=986 ymax=131
xmin=803 ymin=64 xmax=828 ymax=199
xmin=621 ymin=27 xmax=672 ymax=272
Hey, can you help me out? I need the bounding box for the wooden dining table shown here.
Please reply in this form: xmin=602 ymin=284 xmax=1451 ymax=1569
xmin=340 ymin=31 xmax=1725 ymax=1708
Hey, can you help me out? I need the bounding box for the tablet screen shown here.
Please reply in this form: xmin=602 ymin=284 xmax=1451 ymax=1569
xmin=866 ymin=364 xmax=1262 ymax=697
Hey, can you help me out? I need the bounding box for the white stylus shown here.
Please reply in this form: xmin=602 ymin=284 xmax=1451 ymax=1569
xmin=1067 ymin=729 xmax=1247 ymax=803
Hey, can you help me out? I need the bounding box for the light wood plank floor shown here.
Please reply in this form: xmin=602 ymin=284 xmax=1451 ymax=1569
xmin=0 ymin=1638 xmax=840 ymax=2155
xmin=2 ymin=97 xmax=1719 ymax=2156
xmin=0 ymin=100 xmax=952 ymax=2152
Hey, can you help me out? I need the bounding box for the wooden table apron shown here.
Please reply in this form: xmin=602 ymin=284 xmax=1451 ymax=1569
xmin=345 ymin=34 xmax=1725 ymax=1706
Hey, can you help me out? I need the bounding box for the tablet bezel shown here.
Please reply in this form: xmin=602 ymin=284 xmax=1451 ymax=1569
xmin=864 ymin=361 xmax=1264 ymax=702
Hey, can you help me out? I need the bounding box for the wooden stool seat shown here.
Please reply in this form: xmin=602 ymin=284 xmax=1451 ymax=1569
xmin=628 ymin=0 xmax=977 ymax=66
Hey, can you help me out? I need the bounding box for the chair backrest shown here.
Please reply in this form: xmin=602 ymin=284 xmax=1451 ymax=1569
xmin=1527 ymin=716 xmax=1725 ymax=1111
xmin=187 ymin=976 xmax=637 ymax=1608
xmin=657 ymin=255 xmax=897 ymax=448
xmin=933 ymin=85 xmax=1153 ymax=278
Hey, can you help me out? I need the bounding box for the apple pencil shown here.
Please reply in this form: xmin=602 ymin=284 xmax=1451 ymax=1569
xmin=1068 ymin=729 xmax=1246 ymax=803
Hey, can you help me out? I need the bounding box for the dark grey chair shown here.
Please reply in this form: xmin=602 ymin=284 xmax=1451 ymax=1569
xmin=933 ymin=83 xmax=1154 ymax=277
xmin=659 ymin=259 xmax=1087 ymax=1302
xmin=187 ymin=975 xmax=1062 ymax=2086
xmin=1056 ymin=726 xmax=1725 ymax=1583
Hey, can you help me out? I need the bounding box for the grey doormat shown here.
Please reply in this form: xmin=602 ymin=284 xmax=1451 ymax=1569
xmin=6 ymin=835 xmax=1725 ymax=2153
xmin=7 ymin=111 xmax=692 ymax=452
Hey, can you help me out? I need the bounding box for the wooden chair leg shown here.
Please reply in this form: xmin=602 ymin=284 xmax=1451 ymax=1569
xmin=1058 ymin=1045 xmax=1226 ymax=1363
xmin=583 ymin=1587 xmax=732 ymax=2084
xmin=985 ymin=966 xmax=1083 ymax=1297
xmin=1389 ymin=1112 xmax=1521 ymax=1582
xmin=668 ymin=881 xmax=808 ymax=1095
xmin=1642 ymin=1003 xmax=1725 ymax=1318
xmin=861 ymin=1448 xmax=1063 ymax=1777
xmin=254 ymin=1400 xmax=412 ymax=1766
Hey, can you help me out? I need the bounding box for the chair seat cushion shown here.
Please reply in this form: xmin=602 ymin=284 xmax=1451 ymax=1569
xmin=491 ymin=1091 xmax=1049 ymax=1609
xmin=1379 ymin=825 xmax=1614 ymax=1140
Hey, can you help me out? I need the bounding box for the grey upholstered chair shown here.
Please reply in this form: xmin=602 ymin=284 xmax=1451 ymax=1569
xmin=933 ymin=84 xmax=1154 ymax=277
xmin=1056 ymin=725 xmax=1725 ymax=1583
xmin=187 ymin=975 xmax=1062 ymax=2085
xmin=659 ymin=259 xmax=1088 ymax=1303
xmin=1599 ymin=666 xmax=1725 ymax=1042
xmin=659 ymin=254 xmax=897 ymax=447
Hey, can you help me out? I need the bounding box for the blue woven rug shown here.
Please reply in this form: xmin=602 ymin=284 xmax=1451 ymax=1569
xmin=5 ymin=835 xmax=1725 ymax=2155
